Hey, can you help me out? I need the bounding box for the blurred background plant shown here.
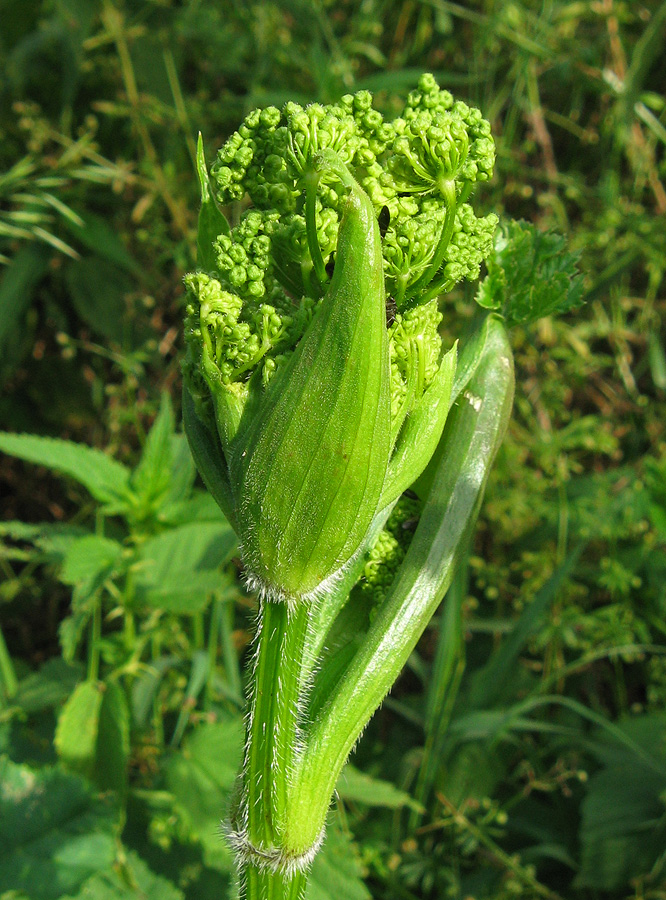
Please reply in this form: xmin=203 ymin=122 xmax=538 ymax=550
xmin=1 ymin=1 xmax=665 ymax=899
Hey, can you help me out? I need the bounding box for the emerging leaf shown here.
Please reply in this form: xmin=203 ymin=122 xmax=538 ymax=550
xmin=476 ymin=219 xmax=584 ymax=326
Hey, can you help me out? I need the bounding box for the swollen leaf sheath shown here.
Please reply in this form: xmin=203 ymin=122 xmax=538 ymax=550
xmin=284 ymin=315 xmax=514 ymax=853
xmin=228 ymin=177 xmax=391 ymax=602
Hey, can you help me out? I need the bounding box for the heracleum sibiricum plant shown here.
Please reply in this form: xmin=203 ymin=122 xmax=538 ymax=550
xmin=182 ymin=74 xmax=515 ymax=899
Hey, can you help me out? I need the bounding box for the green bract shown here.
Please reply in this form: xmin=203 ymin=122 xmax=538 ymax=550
xmin=183 ymin=74 xmax=497 ymax=603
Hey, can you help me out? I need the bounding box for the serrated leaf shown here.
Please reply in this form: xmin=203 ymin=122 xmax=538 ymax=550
xmin=55 ymin=681 xmax=104 ymax=779
xmin=164 ymin=718 xmax=244 ymax=871
xmin=475 ymin=219 xmax=584 ymax=326
xmin=95 ymin=682 xmax=130 ymax=799
xmin=60 ymin=535 xmax=123 ymax=587
xmin=337 ymin=765 xmax=421 ymax=811
xmin=60 ymin=849 xmax=184 ymax=900
xmin=135 ymin=521 xmax=237 ymax=614
xmin=576 ymin=713 xmax=666 ymax=890
xmin=0 ymin=520 xmax=90 ymax=565
xmin=163 ymin=433 xmax=197 ymax=506
xmin=0 ymin=432 xmax=132 ymax=507
xmin=14 ymin=658 xmax=84 ymax=713
xmin=131 ymin=393 xmax=176 ymax=512
xmin=158 ymin=490 xmax=228 ymax=527
xmin=0 ymin=757 xmax=117 ymax=899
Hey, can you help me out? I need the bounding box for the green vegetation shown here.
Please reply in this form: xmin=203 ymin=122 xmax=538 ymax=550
xmin=1 ymin=2 xmax=665 ymax=900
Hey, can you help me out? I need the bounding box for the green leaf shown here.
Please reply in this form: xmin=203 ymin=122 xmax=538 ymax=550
xmin=307 ymin=822 xmax=370 ymax=900
xmin=61 ymin=849 xmax=184 ymax=900
xmin=55 ymin=681 xmax=104 ymax=779
xmin=576 ymin=713 xmax=666 ymax=890
xmin=0 ymin=757 xmax=117 ymax=900
xmin=64 ymin=257 xmax=133 ymax=343
xmin=0 ymin=432 xmax=132 ymax=508
xmin=95 ymin=682 xmax=130 ymax=799
xmin=14 ymin=658 xmax=83 ymax=713
xmin=55 ymin=680 xmax=130 ymax=799
xmin=0 ymin=520 xmax=89 ymax=564
xmin=163 ymin=433 xmax=197 ymax=506
xmin=475 ymin=219 xmax=584 ymax=326
xmin=131 ymin=393 xmax=176 ymax=511
xmin=60 ymin=535 xmax=124 ymax=587
xmin=61 ymin=211 xmax=141 ymax=276
xmin=164 ymin=718 xmax=244 ymax=871
xmin=182 ymin=386 xmax=237 ymax=529
xmin=158 ymin=490 xmax=228 ymax=528
xmin=337 ymin=765 xmax=421 ymax=811
xmin=196 ymin=132 xmax=230 ymax=270
xmin=59 ymin=584 xmax=98 ymax=663
xmin=135 ymin=521 xmax=237 ymax=614
xmin=0 ymin=244 xmax=49 ymax=356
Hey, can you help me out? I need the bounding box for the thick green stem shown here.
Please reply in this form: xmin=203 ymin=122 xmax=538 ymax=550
xmin=236 ymin=599 xmax=313 ymax=900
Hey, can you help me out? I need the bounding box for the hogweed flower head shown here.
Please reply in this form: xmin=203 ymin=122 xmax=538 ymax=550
xmin=183 ymin=75 xmax=499 ymax=604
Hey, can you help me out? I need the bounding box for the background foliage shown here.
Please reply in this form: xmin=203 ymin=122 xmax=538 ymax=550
xmin=1 ymin=1 xmax=665 ymax=898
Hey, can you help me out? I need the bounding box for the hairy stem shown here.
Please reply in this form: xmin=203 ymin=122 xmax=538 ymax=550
xmin=235 ymin=598 xmax=314 ymax=899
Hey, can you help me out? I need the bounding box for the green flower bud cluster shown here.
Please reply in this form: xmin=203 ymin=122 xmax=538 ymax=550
xmin=356 ymin=494 xmax=422 ymax=611
xmin=184 ymin=75 xmax=496 ymax=603
xmin=388 ymin=299 xmax=443 ymax=433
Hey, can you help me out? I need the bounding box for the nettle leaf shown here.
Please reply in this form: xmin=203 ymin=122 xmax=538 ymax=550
xmin=55 ymin=680 xmax=130 ymax=799
xmin=0 ymin=757 xmax=117 ymax=900
xmin=60 ymin=535 xmax=124 ymax=587
xmin=0 ymin=520 xmax=89 ymax=566
xmin=337 ymin=764 xmax=421 ymax=812
xmin=134 ymin=521 xmax=237 ymax=614
xmin=164 ymin=718 xmax=244 ymax=871
xmin=55 ymin=681 xmax=104 ymax=779
xmin=576 ymin=713 xmax=666 ymax=890
xmin=476 ymin=219 xmax=584 ymax=326
xmin=95 ymin=682 xmax=131 ymax=799
xmin=0 ymin=432 xmax=132 ymax=509
xmin=60 ymin=849 xmax=184 ymax=900
xmin=131 ymin=393 xmax=176 ymax=512
xmin=15 ymin=658 xmax=84 ymax=714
